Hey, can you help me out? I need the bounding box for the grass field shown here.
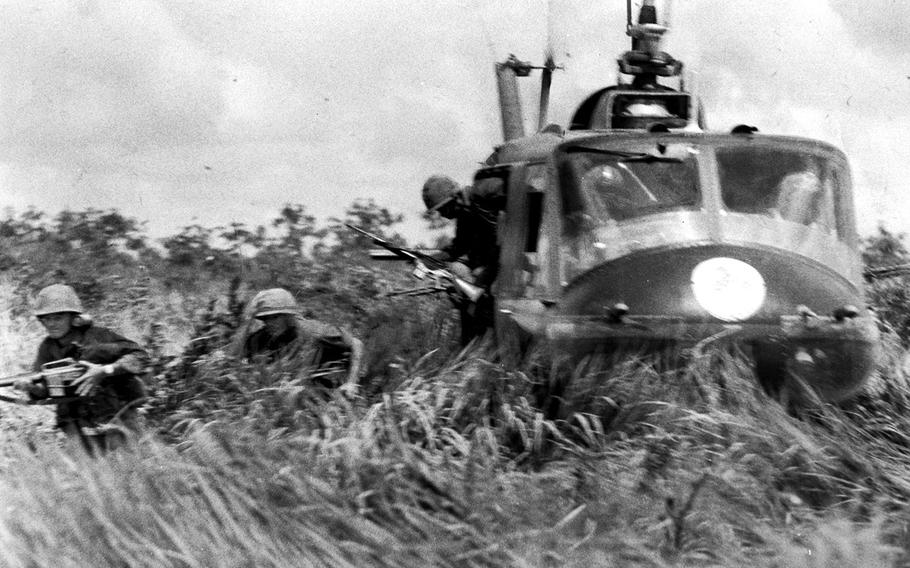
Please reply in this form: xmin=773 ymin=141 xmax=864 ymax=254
xmin=2 ymin=275 xmax=910 ymax=567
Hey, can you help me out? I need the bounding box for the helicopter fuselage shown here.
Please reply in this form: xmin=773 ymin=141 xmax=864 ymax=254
xmin=487 ymin=129 xmax=879 ymax=402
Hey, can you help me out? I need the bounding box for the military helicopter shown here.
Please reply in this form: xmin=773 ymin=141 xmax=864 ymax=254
xmin=467 ymin=0 xmax=880 ymax=402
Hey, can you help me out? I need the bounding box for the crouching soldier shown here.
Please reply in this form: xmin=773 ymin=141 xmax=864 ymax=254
xmin=237 ymin=288 xmax=363 ymax=397
xmin=15 ymin=284 xmax=148 ymax=452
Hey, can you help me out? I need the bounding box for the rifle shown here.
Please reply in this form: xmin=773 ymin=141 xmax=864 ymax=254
xmin=0 ymin=358 xmax=86 ymax=403
xmin=864 ymin=263 xmax=910 ymax=281
xmin=346 ymin=224 xmax=485 ymax=302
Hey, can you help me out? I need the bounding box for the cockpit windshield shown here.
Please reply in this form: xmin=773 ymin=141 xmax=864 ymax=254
xmin=559 ymin=144 xmax=700 ymax=234
xmin=717 ymin=146 xmax=838 ymax=230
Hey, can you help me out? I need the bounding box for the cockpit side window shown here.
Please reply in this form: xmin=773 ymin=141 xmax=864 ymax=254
xmin=520 ymin=164 xmax=548 ymax=296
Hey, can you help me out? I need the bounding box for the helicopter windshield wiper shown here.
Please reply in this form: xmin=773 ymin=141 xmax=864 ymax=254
xmin=564 ymin=145 xmax=683 ymax=163
xmin=620 ymin=153 xmax=683 ymax=164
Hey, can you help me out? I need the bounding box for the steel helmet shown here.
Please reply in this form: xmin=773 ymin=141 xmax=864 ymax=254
xmin=250 ymin=288 xmax=298 ymax=318
xmin=422 ymin=175 xmax=460 ymax=212
xmin=34 ymin=284 xmax=84 ymax=317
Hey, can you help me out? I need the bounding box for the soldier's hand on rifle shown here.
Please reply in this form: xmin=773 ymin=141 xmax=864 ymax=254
xmin=445 ymin=284 xmax=467 ymax=308
xmin=13 ymin=378 xmax=47 ymax=398
xmin=73 ymin=361 xmax=108 ymax=397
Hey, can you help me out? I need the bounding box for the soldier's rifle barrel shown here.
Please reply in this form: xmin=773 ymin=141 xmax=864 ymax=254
xmin=0 ymin=371 xmax=40 ymax=389
xmin=345 ymin=224 xmax=448 ymax=269
xmin=386 ymin=286 xmax=447 ymax=297
xmin=346 ymin=224 xmax=485 ymax=302
xmin=863 ymin=263 xmax=910 ymax=281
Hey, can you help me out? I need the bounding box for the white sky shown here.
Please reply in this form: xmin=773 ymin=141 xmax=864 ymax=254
xmin=1 ymin=0 xmax=908 ymax=244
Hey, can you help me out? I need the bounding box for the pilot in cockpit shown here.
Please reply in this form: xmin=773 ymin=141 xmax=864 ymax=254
xmin=774 ymin=170 xmax=824 ymax=226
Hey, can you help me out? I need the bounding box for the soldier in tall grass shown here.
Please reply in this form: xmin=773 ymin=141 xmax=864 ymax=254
xmin=236 ymin=288 xmax=363 ymax=397
xmin=14 ymin=284 xmax=147 ymax=452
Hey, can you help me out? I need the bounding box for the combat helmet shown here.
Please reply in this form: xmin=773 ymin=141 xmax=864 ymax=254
xmin=422 ymin=175 xmax=460 ymax=212
xmin=34 ymin=284 xmax=84 ymax=317
xmin=250 ymin=288 xmax=298 ymax=318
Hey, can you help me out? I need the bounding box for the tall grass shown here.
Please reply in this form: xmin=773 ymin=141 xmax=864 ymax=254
xmin=2 ymin=343 xmax=909 ymax=566
xmin=2 ymin=283 xmax=910 ymax=566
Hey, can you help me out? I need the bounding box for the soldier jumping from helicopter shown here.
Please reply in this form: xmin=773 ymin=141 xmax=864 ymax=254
xmin=422 ymin=174 xmax=504 ymax=345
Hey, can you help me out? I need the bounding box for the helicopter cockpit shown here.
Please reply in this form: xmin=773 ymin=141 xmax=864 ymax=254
xmin=560 ymin=143 xmax=700 ymax=224
xmin=487 ymin=0 xmax=877 ymax=404
xmin=543 ymin=137 xmax=856 ymax=288
xmin=558 ymin=142 xmax=847 ymax=231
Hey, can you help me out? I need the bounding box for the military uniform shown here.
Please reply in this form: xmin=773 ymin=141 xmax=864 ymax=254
xmin=21 ymin=284 xmax=148 ymax=452
xmin=439 ymin=197 xmax=500 ymax=286
xmin=424 ymin=176 xmax=505 ymax=344
xmin=239 ymin=288 xmax=363 ymax=392
xmin=32 ymin=324 xmax=147 ymax=432
xmin=243 ymin=317 xmax=357 ymax=388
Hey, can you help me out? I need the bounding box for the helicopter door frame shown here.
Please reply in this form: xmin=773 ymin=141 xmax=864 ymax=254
xmin=493 ymin=161 xmax=554 ymax=347
xmin=829 ymin=161 xmax=859 ymax=250
xmin=494 ymin=162 xmax=552 ymax=300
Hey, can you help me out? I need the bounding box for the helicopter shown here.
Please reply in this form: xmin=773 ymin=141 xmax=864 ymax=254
xmin=448 ymin=0 xmax=881 ymax=403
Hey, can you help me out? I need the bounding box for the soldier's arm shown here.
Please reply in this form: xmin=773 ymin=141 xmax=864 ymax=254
xmin=230 ymin=318 xmax=261 ymax=361
xmin=14 ymin=375 xmax=48 ymax=399
xmin=338 ymin=328 xmax=364 ymax=387
xmin=32 ymin=340 xmax=51 ymax=372
xmin=79 ymin=328 xmax=149 ymax=371
xmin=300 ymin=319 xmax=364 ymax=391
xmin=444 ymin=221 xmax=471 ymax=261
xmin=74 ymin=328 xmax=149 ymax=397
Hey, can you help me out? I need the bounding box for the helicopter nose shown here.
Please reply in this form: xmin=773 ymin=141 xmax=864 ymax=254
xmin=558 ymin=244 xmax=864 ymax=325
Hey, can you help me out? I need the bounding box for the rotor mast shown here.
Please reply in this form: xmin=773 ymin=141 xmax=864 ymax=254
xmin=621 ymin=0 xmax=681 ymax=88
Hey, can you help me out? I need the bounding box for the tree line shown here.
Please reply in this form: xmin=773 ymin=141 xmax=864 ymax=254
xmin=1 ymin=204 xmax=908 ymax=344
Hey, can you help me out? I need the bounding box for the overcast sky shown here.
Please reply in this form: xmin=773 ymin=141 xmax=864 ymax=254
xmin=1 ymin=0 xmax=908 ymax=244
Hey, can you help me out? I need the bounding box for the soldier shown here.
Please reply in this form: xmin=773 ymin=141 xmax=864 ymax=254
xmin=422 ymin=174 xmax=505 ymax=344
xmin=14 ymin=284 xmax=148 ymax=452
xmin=238 ymin=288 xmax=363 ymax=396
